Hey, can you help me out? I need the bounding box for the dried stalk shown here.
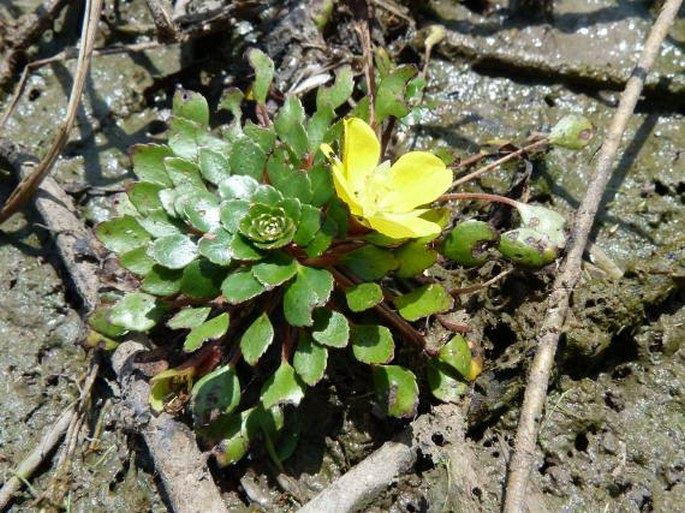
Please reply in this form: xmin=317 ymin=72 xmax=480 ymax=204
xmin=502 ymin=0 xmax=684 ymax=511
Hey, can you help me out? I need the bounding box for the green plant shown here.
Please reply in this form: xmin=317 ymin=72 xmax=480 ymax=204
xmin=90 ymin=49 xmax=588 ymax=466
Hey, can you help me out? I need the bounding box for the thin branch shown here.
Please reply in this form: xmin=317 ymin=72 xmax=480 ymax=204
xmin=502 ymin=1 xmax=684 ymax=511
xmin=0 ymin=0 xmax=103 ymax=224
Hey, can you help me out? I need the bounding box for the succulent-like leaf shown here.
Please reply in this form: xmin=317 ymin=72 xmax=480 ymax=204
xmin=308 ymin=164 xmax=334 ymax=207
xmin=173 ymin=88 xmax=209 ymax=127
xmin=244 ymin=120 xmax=277 ymax=154
xmin=311 ymin=308 xmax=349 ymax=348
xmin=427 ymin=359 xmax=468 ymax=404
xmin=267 ymin=153 xmax=313 ymax=203
xmin=274 ymin=95 xmax=308 ymax=158
xmin=110 ymin=292 xmax=163 ymax=332
xmin=240 ymin=313 xmax=274 ymax=366
xmin=436 ymin=335 xmax=472 ymax=379
xmin=164 ymin=157 xmax=206 ymax=190
xmin=191 ymin=365 xmax=240 ymax=426
xmin=394 ymin=241 xmax=438 ymax=277
xmin=149 ymin=368 xmax=194 ymax=413
xmin=372 ymin=365 xmax=419 ymax=418
xmin=180 ymin=259 xmax=226 ymax=299
xmin=167 ymin=306 xmax=211 ymax=330
xmin=218 ymin=175 xmax=259 ymax=201
xmin=293 ymin=204 xmax=322 ymax=247
xmin=96 ymin=216 xmax=151 ymax=254
xmin=549 ymin=114 xmax=594 ymax=150
xmin=221 ymin=266 xmax=266 ymax=304
xmin=316 ymin=65 xmax=354 ymax=111
xmin=238 ymin=203 xmax=297 ymax=250
xmin=198 ymin=229 xmax=234 ymax=266
xmin=199 ymin=148 xmax=231 ymax=185
xmin=184 ymin=312 xmax=229 ymax=352
xmin=138 ymin=209 xmax=183 ymax=238
xmin=87 ymin=305 xmax=128 ymax=339
xmin=247 ymin=48 xmax=274 ymax=104
xmin=130 ymin=144 xmax=173 ymax=186
xmin=260 ymin=361 xmax=306 ymax=409
xmin=150 ymin=234 xmax=198 ymax=269
xmin=219 ymin=199 xmax=251 ymax=233
xmin=441 ymin=219 xmax=499 ymax=267
xmin=283 ymin=265 xmax=334 ymax=327
xmin=127 ymin=182 xmax=165 ymax=215
xmin=345 ymin=283 xmax=383 ymax=312
xmin=350 ymin=324 xmax=394 ymax=364
xmin=119 ymin=246 xmax=155 ymax=275
xmin=293 ymin=332 xmax=328 ymax=386
xmin=184 ymin=191 xmax=221 ymax=233
xmin=344 ymin=246 xmax=398 ymax=281
xmin=252 ymin=253 xmax=298 ymax=288
xmin=375 ymin=65 xmax=418 ymax=123
xmin=229 ymin=137 xmax=267 ymax=181
xmin=394 ymin=284 xmax=453 ymax=321
xmin=307 ymin=106 xmax=335 ymax=152
xmin=142 ymin=265 xmax=183 ymax=296
xmin=513 ymin=203 xmax=566 ymax=249
xmin=498 ymin=228 xmax=558 ymax=267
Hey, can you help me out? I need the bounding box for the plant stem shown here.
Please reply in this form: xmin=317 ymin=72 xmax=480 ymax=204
xmin=449 ymin=137 xmax=549 ymax=190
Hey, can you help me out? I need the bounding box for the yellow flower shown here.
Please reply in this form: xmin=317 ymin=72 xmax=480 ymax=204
xmin=321 ymin=118 xmax=452 ymax=239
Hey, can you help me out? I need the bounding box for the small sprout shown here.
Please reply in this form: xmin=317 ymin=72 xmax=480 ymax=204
xmin=238 ymin=203 xmax=298 ymax=250
xmin=549 ymin=114 xmax=594 ymax=150
xmin=498 ymin=228 xmax=559 ymax=267
xmin=441 ymin=219 xmax=499 ymax=267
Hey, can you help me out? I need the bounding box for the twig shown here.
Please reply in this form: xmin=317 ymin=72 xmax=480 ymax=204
xmin=144 ymin=0 xmax=183 ymax=43
xmin=0 ymin=0 xmax=69 ymax=89
xmin=0 ymin=0 xmax=103 ymax=224
xmin=502 ymin=1 xmax=684 ymax=511
xmin=448 ymin=268 xmax=513 ymax=296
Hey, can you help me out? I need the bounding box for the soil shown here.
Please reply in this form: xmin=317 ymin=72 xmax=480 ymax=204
xmin=0 ymin=0 xmax=683 ymax=512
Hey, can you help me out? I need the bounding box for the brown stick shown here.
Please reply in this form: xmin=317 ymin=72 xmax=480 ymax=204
xmin=0 ymin=0 xmax=103 ymax=224
xmin=502 ymin=0 xmax=684 ymax=511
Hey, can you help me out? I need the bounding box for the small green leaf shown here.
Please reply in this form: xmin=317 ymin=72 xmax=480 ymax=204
xmin=293 ymin=332 xmax=328 ymax=386
xmin=127 ymin=182 xmax=165 ymax=215
xmin=218 ymin=175 xmax=259 ymax=201
xmin=119 ymin=246 xmax=155 ymax=275
xmin=248 ymin=48 xmax=275 ymax=104
xmin=441 ymin=220 xmax=499 ymax=267
xmin=199 ymin=148 xmax=231 ymax=185
xmin=205 ymin=411 xmax=250 ymax=466
xmin=184 ymin=313 xmax=229 ymax=352
xmin=96 ymin=216 xmax=151 ymax=254
xmin=308 ymin=164 xmax=334 ymax=207
xmin=375 ymin=65 xmax=418 ymax=123
xmin=549 ymin=114 xmax=594 ymax=150
xmin=311 ymin=309 xmax=349 ymax=348
xmin=110 ymin=292 xmax=163 ymax=332
xmin=142 ymin=265 xmax=183 ymax=296
xmin=131 ymin=144 xmax=173 ymax=186
xmin=267 ymin=153 xmax=313 ymax=203
xmin=230 ymin=233 xmax=265 ymax=261
xmin=168 ymin=117 xmax=201 ymax=160
xmin=229 ymin=137 xmax=267 ymax=181
xmin=164 ymin=157 xmax=206 ymax=190
xmin=149 ymin=368 xmax=193 ymax=413
xmin=345 ymin=283 xmax=383 ymax=312
xmin=191 ymin=365 xmax=240 ymax=426
xmin=240 ymin=313 xmax=274 ymax=366
xmin=307 ymin=106 xmax=335 ymax=152
xmin=167 ymin=307 xmax=211 ymax=330
xmin=88 ymin=305 xmax=128 ymax=339
xmin=260 ymin=361 xmax=306 ymax=409
xmin=150 ymin=234 xmax=198 ymax=269
xmin=372 ymin=365 xmax=419 ymax=418
xmin=219 ymin=199 xmax=251 ymax=233
xmin=293 ymin=204 xmax=322 ymax=247
xmin=427 ymin=360 xmax=468 ymax=404
xmin=244 ymin=120 xmax=277 ymax=154
xmin=394 ymin=241 xmax=438 ymax=277
xmin=252 ymin=253 xmax=297 ymax=288
xmin=181 ymin=259 xmax=226 ymax=299
xmin=184 ymin=191 xmax=221 ymax=233
xmin=252 ymin=184 xmax=284 ymax=204
xmin=198 ymin=229 xmax=233 ymax=266
xmin=218 ymin=87 xmax=244 ymax=138
xmin=221 ymin=267 xmax=266 ymax=304
xmin=344 ymin=246 xmax=398 ymax=281
xmin=513 ymin=203 xmax=566 ymax=249
xmin=283 ymin=265 xmax=334 ymax=327
xmin=173 ymin=88 xmax=209 ymax=127
xmin=303 ymin=215 xmax=336 ymax=257
xmin=274 ymin=95 xmax=308 ymax=158
xmin=316 ymin=65 xmax=354 ymax=111
xmin=138 ymin=209 xmax=183 ymax=238
xmin=350 ymin=324 xmax=394 ymax=364
xmin=394 ymin=284 xmax=453 ymax=322
xmin=436 ymin=335 xmax=472 ymax=379
xmin=498 ymin=228 xmax=559 ymax=267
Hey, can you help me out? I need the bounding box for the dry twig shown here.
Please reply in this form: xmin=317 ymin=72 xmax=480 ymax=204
xmin=502 ymin=1 xmax=684 ymax=511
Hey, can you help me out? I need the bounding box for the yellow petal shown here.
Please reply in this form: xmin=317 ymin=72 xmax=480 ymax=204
xmin=343 ymin=118 xmax=380 ymax=189
xmin=321 ymin=143 xmax=362 ymax=215
xmin=366 ymin=210 xmax=443 ymax=239
xmin=380 ymin=152 xmax=452 ymax=213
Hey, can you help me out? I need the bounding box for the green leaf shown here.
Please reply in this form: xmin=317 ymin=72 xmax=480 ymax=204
xmin=204 ymin=411 xmax=250 ymax=466
xmin=110 ymin=292 xmax=163 ymax=332
xmin=394 ymin=284 xmax=453 ymax=321
xmin=549 ymin=114 xmax=594 ymax=150
xmin=219 ymin=199 xmax=250 ymax=233
xmin=230 ymin=233 xmax=265 ymax=261
xmin=167 ymin=307 xmax=211 ymax=330
xmin=149 ymin=368 xmax=193 ymax=413
xmin=427 ymin=360 xmax=468 ymax=404
xmin=247 ymin=48 xmax=275 ymax=104
xmin=95 ymin=216 xmax=151 ymax=254
xmin=229 ymin=137 xmax=267 ymax=181
xmin=142 ymin=265 xmax=183 ymax=296
xmin=436 ymin=335 xmax=472 ymax=379
xmin=345 ymin=283 xmax=383 ymax=312
xmin=252 ymin=253 xmax=297 ymax=289
xmin=150 ymin=234 xmax=198 ymax=269
xmin=274 ymin=95 xmax=308 ymax=158
xmin=375 ymin=65 xmax=418 ymax=123
xmin=130 ymin=144 xmax=173 ymax=186
xmin=372 ymin=365 xmax=419 ymax=418
xmin=181 ymin=259 xmax=226 ymax=299
xmin=238 ymin=202 xmax=297 ymax=250
xmin=199 ymin=148 xmax=231 ymax=185
xmin=316 ymin=65 xmax=354 ymax=111
xmin=307 ymin=106 xmax=335 ymax=152
xmin=164 ymin=157 xmax=206 ymax=190
xmin=293 ymin=204 xmax=322 ymax=247
xmin=138 ymin=209 xmax=183 ymax=238
xmin=344 ymin=246 xmax=398 ymax=281
xmin=218 ymin=87 xmax=244 ymax=137
xmin=218 ymin=175 xmax=259 ymax=201
xmin=87 ymin=305 xmax=128 ymax=339
xmin=221 ymin=267 xmax=266 ymax=304
xmin=173 ymin=88 xmax=209 ymax=127
xmin=441 ymin=220 xmax=498 ymax=267
xmin=267 ymin=153 xmax=313 ymax=203
xmin=283 ymin=265 xmax=334 ymax=327
xmin=119 ymin=246 xmax=155 ymax=275
xmin=252 ymin=184 xmax=284 ymax=204
xmin=350 ymin=324 xmax=394 ymax=364
xmin=240 ymin=313 xmax=274 ymax=366
xmin=311 ymin=308 xmax=349 ymax=348
xmin=293 ymin=332 xmax=328 ymax=386
xmin=127 ymin=182 xmax=165 ymax=215
xmin=513 ymin=203 xmax=566 ymax=248
xmin=198 ymin=229 xmax=233 ymax=266
xmin=498 ymin=228 xmax=558 ymax=267
xmin=260 ymin=361 xmax=306 ymax=409
xmin=302 ymin=215 xmax=337 ymax=257
xmin=184 ymin=312 xmax=229 ymax=352
xmin=308 ymin=164 xmax=334 ymax=207
xmin=244 ymin=120 xmax=276 ymax=154
xmin=191 ymin=365 xmax=240 ymax=426
xmin=168 ymin=117 xmax=201 ymax=161
xmin=394 ymin=241 xmax=438 ymax=278
xmin=184 ymin=191 xmax=221 ymax=233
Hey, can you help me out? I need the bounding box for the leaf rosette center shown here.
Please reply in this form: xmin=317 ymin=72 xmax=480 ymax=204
xmin=239 ymin=203 xmax=297 ymax=249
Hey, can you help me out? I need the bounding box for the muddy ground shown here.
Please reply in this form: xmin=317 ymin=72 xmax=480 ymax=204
xmin=0 ymin=0 xmax=683 ymax=512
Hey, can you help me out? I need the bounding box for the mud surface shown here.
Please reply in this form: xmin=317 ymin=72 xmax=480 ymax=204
xmin=1 ymin=0 xmax=683 ymax=511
